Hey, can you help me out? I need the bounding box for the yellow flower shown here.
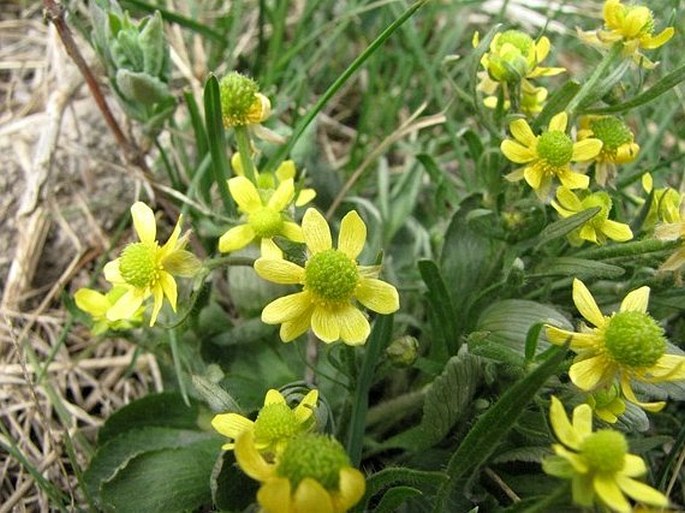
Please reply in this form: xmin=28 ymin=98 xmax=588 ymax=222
xmin=579 ymin=0 xmax=675 ymax=68
xmin=577 ymin=116 xmax=640 ymax=187
xmin=542 ymin=397 xmax=669 ymax=513
xmin=641 ymin=173 xmax=682 ymax=230
xmin=231 ymin=152 xmax=317 ymax=207
xmin=551 ymin=186 xmax=633 ymax=245
xmin=478 ymin=30 xmax=565 ymax=84
xmin=546 ymin=279 xmax=685 ymax=412
xmin=254 ymin=208 xmax=399 ymax=345
xmin=654 ymin=219 xmax=685 ymax=272
xmin=219 ymin=176 xmax=304 ymax=259
xmin=501 ymin=112 xmax=602 ymax=200
xmin=104 ymin=202 xmax=201 ymax=326
xmin=235 ymin=431 xmax=365 ymax=513
xmin=74 ymin=286 xmax=142 ymax=334
xmin=219 ymin=72 xmax=271 ymax=128
xmin=212 ymin=389 xmax=318 ymax=455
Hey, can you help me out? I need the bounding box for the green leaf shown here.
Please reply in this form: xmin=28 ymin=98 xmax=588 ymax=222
xmin=474 ymin=300 xmax=572 ymax=361
xmin=98 ymin=392 xmax=203 ymax=444
xmin=374 ymin=486 xmax=424 ymax=513
xmin=433 ymin=346 xmax=568 ymax=512
xmin=420 ymin=353 xmax=482 ymax=447
xmin=583 ymin=61 xmax=685 ymax=114
xmin=418 ymin=259 xmax=459 ymax=358
xmin=531 ymin=257 xmax=624 ymax=279
xmin=203 ymin=74 xmax=234 ymax=215
xmin=99 ymin=438 xmax=220 ymax=513
xmin=211 ymin=451 xmax=259 ymax=511
xmin=138 ymin=11 xmax=166 ymax=77
xmin=534 ymin=207 xmax=600 ymax=249
xmin=84 ymin=426 xmax=219 ymax=505
xmin=532 ymin=81 xmax=581 ymax=131
xmin=115 ymin=69 xmax=172 ymax=104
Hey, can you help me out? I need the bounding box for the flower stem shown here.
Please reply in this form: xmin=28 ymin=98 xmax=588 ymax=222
xmin=234 ymin=126 xmax=257 ymax=183
xmin=203 ymin=255 xmax=255 ymax=270
xmin=567 ymin=43 xmax=622 ymax=116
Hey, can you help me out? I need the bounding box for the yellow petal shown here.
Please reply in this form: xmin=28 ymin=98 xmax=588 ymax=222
xmin=264 ymin=389 xmax=287 ymax=405
xmin=338 ymin=305 xmax=370 ymax=346
xmin=642 ymin=27 xmax=675 ymax=49
xmin=275 ymin=160 xmax=296 ymax=181
xmin=501 ymin=140 xmax=536 ymax=163
xmin=149 ymin=282 xmax=164 ymax=326
xmin=571 ymin=403 xmax=593 ymax=441
xmin=619 ymin=286 xmax=650 ymax=313
xmin=211 ymin=413 xmax=254 ymax=440
xmin=593 ymin=473 xmax=631 ymax=513
xmin=338 ymin=210 xmax=367 ymax=260
xmin=614 ymin=142 xmax=639 ymax=164
xmin=600 ymin=220 xmax=633 ymax=242
xmin=558 ymin=169 xmax=589 ymax=190
xmin=311 ymin=305 xmax=340 ymax=343
xmin=302 ymin=208 xmax=332 ymax=254
xmin=268 ymin=178 xmax=295 ymax=211
xmin=104 ymin=259 xmax=124 ymax=284
xmin=571 ymin=139 xmax=603 ymax=161
xmin=254 ymin=258 xmax=305 ymax=284
xmin=572 ymin=278 xmax=605 ymax=327
xmin=356 ymin=278 xmax=400 ymax=314
xmin=545 ymin=325 xmax=575 ymax=345
xmin=292 ymin=478 xmax=334 ymax=513
xmin=293 ymin=389 xmax=318 ymax=422
xmin=527 ymin=66 xmax=566 ymax=78
xmin=230 ymin=152 xmax=245 ymax=176
xmin=228 ymin=176 xmax=262 ymax=213
xmin=280 ymin=308 xmax=314 ymax=342
xmin=569 ymin=355 xmax=610 ymax=391
xmin=160 ymin=216 xmax=183 ymax=257
xmin=295 ymin=188 xmax=317 ymax=207
xmin=159 ymin=272 xmax=177 ymax=314
xmin=548 ymin=112 xmax=568 ymax=132
xmin=335 ymin=467 xmax=366 ymax=511
xmin=281 ymin=221 xmax=305 ymax=243
xmin=621 ymin=454 xmax=647 ymax=478
xmin=654 ymin=222 xmax=684 ymax=241
xmin=623 ymin=6 xmax=651 ymax=38
xmin=131 ymin=202 xmax=157 ymax=245
xmin=555 ymin=186 xmax=583 ymax=212
xmin=504 ymin=167 xmax=525 ymax=182
xmin=235 ymin=429 xmax=274 ymax=482
xmin=107 ymin=288 xmax=145 ymax=322
xmin=262 ymin=291 xmax=312 ymax=324
xmin=163 ymin=250 xmax=201 ymax=277
xmin=620 ymin=376 xmax=665 ymax=412
xmin=534 ymin=36 xmax=550 ymax=63
xmin=579 ymin=224 xmax=598 ymax=244
xmin=257 ymin=478 xmax=292 ymax=513
xmin=603 ymin=0 xmax=622 ymax=29
xmin=549 ymin=396 xmax=582 ymax=450
xmin=660 ymin=249 xmax=685 ymax=272
xmin=74 ymin=288 xmax=110 ymax=317
xmin=523 ymin=166 xmax=543 ymax=190
xmin=615 ymin=475 xmax=669 ymax=508
xmin=510 ymin=119 xmax=537 ymax=147
xmin=649 ymin=354 xmax=685 ymax=381
xmin=260 ymin=237 xmax=284 ymax=259
xmin=219 ymin=224 xmax=256 ymax=253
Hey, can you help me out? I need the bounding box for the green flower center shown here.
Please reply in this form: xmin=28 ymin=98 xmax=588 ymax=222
xmin=581 ymin=192 xmax=612 ymax=229
xmin=304 ymin=249 xmax=360 ymax=302
xmin=253 ymin=403 xmax=301 ymax=446
xmin=537 ymin=131 xmax=573 ymax=167
xmin=248 ymin=207 xmax=284 ymax=238
xmin=604 ymin=311 xmax=667 ymax=368
xmin=590 ymin=117 xmax=633 ymax=151
xmin=219 ymin=72 xmax=260 ymax=127
xmin=580 ymin=430 xmax=627 ymax=473
xmin=119 ymin=242 xmax=159 ymax=288
xmin=277 ymin=434 xmax=350 ymax=491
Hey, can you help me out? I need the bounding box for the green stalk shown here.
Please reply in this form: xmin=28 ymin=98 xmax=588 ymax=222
xmin=345 ymin=314 xmax=394 ymax=466
xmin=566 ymin=43 xmax=622 ymax=116
xmin=264 ymin=0 xmax=429 ymax=172
xmin=234 ymin=125 xmax=257 ymax=182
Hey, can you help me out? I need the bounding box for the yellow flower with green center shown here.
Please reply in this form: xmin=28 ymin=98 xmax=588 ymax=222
xmin=478 ymin=30 xmax=565 ymax=84
xmin=219 ymin=72 xmax=271 ymax=128
xmin=104 ymin=202 xmax=201 ymax=326
xmin=212 ymin=389 xmax=318 ymax=456
xmin=231 ymin=152 xmax=317 ymax=207
xmin=546 ymin=279 xmax=685 ymax=412
xmin=579 ymin=0 xmax=674 ymax=68
xmin=542 ymin=397 xmax=669 ymax=513
xmin=74 ymin=286 xmax=142 ymax=334
xmin=577 ymin=116 xmax=640 ymax=186
xmin=235 ymin=431 xmax=366 ymax=513
xmin=219 ymin=176 xmax=304 ymax=259
xmin=551 ymin=186 xmax=633 ymax=246
xmin=254 ymin=208 xmax=400 ymax=345
xmin=501 ymin=112 xmax=602 ymax=200
xmin=641 ymin=173 xmax=683 ymax=231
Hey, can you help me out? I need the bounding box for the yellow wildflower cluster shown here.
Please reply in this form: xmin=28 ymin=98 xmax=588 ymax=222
xmin=213 ymin=389 xmax=365 ymax=513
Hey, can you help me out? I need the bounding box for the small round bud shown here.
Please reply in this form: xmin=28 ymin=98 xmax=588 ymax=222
xmin=386 ymin=336 xmax=419 ymax=367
